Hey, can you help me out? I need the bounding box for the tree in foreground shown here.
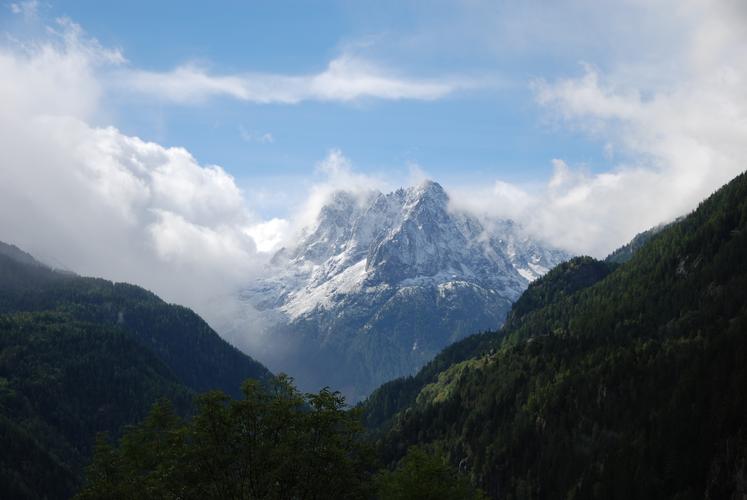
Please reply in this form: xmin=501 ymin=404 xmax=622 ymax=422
xmin=375 ymin=446 xmax=488 ymax=500
xmin=77 ymin=376 xmax=487 ymax=499
xmin=77 ymin=375 xmax=374 ymax=500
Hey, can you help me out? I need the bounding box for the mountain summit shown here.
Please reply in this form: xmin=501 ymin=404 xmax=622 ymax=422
xmin=239 ymin=181 xmax=569 ymax=400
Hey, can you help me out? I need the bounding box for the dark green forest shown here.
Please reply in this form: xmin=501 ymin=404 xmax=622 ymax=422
xmin=77 ymin=376 xmax=373 ymax=500
xmin=0 ymin=312 xmax=193 ymax=498
xmin=0 ymin=247 xmax=270 ymax=498
xmin=364 ymin=171 xmax=747 ymax=498
xmin=2 ymin=171 xmax=747 ymax=499
xmin=0 ymin=248 xmax=270 ymax=396
xmin=76 ymin=376 xmax=480 ymax=500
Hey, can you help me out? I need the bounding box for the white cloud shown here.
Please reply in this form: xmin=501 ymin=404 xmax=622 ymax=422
xmin=50 ymin=17 xmax=127 ymax=65
xmin=119 ymin=53 xmax=472 ymax=104
xmin=0 ymin=17 xmax=124 ymax=121
xmin=406 ymin=163 xmax=430 ymax=186
xmin=0 ymin=21 xmax=266 ymax=325
xmin=448 ymin=0 xmax=747 ymax=257
xmin=449 ymin=179 xmax=535 ymax=222
xmin=284 ymin=149 xmax=389 ymax=238
xmin=244 ymin=218 xmax=289 ymax=253
xmin=2 ymin=114 xmax=263 ymax=308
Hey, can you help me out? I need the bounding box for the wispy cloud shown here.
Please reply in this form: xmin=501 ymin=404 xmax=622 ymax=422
xmin=9 ymin=0 xmax=38 ymax=18
xmin=119 ymin=53 xmax=476 ymax=104
xmin=238 ymin=125 xmax=274 ymax=144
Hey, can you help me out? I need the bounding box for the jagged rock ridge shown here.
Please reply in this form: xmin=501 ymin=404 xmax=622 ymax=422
xmin=240 ymin=180 xmax=569 ymax=401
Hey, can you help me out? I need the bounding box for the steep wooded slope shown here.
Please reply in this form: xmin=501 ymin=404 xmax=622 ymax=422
xmin=366 ymin=172 xmax=747 ymax=499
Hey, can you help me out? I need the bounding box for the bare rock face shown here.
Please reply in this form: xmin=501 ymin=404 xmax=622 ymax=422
xmin=239 ymin=180 xmax=569 ymax=401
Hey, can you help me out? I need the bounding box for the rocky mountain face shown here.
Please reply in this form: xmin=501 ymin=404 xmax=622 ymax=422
xmin=240 ymin=180 xmax=569 ymax=401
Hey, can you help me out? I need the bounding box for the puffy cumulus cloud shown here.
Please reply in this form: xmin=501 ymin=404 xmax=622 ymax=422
xmin=118 ymin=53 xmax=472 ymax=105
xmin=0 ymin=18 xmax=118 ymax=120
xmin=284 ymin=149 xmax=391 ymax=238
xmin=0 ymin=20 xmax=267 ymax=323
xmin=453 ymin=0 xmax=747 ymax=257
xmin=1 ymin=116 xmax=263 ymax=310
xmin=529 ymin=161 xmax=665 ymax=255
xmin=148 ymin=210 xmax=255 ymax=268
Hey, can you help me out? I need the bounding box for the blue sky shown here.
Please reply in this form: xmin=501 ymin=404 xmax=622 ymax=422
xmin=2 ymin=0 xmax=624 ymax=216
xmin=1 ymin=0 xmax=746 ymax=313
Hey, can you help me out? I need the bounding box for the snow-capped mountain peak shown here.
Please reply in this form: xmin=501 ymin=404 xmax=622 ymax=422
xmin=239 ymin=180 xmax=569 ymax=400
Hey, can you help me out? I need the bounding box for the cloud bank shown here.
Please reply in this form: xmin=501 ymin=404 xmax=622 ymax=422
xmin=0 ymin=17 xmax=406 ymax=355
xmin=0 ymin=20 xmax=261 ymax=319
xmin=451 ymin=0 xmax=747 ymax=256
xmin=119 ymin=53 xmax=470 ymax=104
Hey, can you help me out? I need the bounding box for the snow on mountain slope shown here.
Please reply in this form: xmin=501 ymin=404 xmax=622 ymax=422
xmin=238 ymin=180 xmax=569 ymax=401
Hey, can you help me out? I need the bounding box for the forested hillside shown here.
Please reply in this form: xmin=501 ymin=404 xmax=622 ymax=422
xmin=363 ymin=256 xmax=615 ymax=431
xmin=0 ymin=312 xmax=193 ymax=498
xmin=0 ymin=248 xmax=271 ymax=498
xmin=603 ymin=222 xmax=672 ymax=264
xmin=0 ymin=248 xmax=270 ymax=396
xmin=365 ymin=171 xmax=747 ymax=499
